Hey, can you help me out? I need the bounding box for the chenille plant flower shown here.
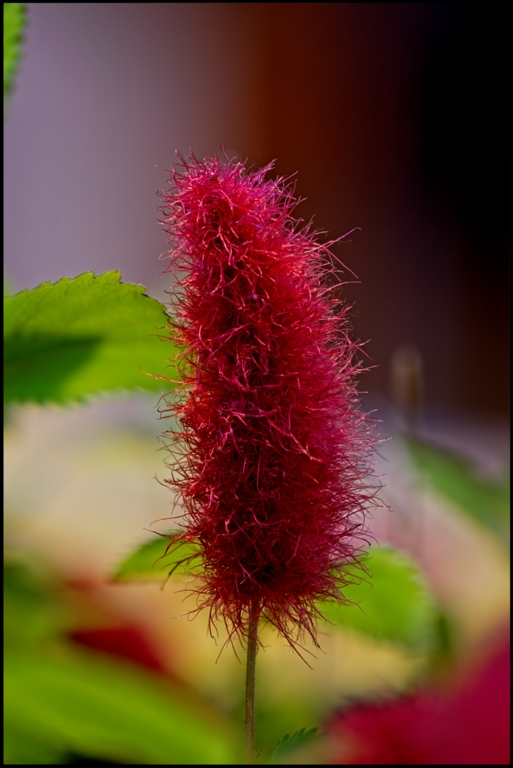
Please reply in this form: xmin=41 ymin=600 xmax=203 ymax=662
xmin=158 ymin=154 xmax=375 ymax=761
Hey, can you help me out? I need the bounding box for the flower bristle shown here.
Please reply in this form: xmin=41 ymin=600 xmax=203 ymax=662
xmin=158 ymin=154 xmax=376 ymax=652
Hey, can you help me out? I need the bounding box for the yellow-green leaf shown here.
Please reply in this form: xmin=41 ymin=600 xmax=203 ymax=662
xmin=4 ymin=271 xmax=180 ymax=404
xmin=112 ymin=535 xmax=202 ymax=583
xmin=4 ymin=3 xmax=27 ymax=112
xmin=268 ymin=727 xmax=319 ymax=764
xmin=405 ymin=435 xmax=510 ymax=542
xmin=318 ymin=546 xmax=435 ymax=650
xmin=5 ymin=647 xmax=237 ymax=764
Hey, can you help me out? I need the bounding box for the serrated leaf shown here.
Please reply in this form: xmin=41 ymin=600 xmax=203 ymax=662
xmin=318 ymin=546 xmax=435 ymax=650
xmin=4 ymin=271 xmax=180 ymax=404
xmin=4 ymin=646 xmax=237 ymax=765
xmin=112 ymin=535 xmax=203 ymax=583
xmin=4 ymin=3 xmax=26 ymax=111
xmin=268 ymin=727 xmax=319 ymax=764
xmin=405 ymin=435 xmax=510 ymax=542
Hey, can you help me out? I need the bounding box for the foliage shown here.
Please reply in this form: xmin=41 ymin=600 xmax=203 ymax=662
xmin=319 ymin=546 xmax=435 ymax=651
xmin=268 ymin=727 xmax=319 ymax=764
xmin=4 ymin=10 xmax=507 ymax=762
xmin=4 ymin=271 xmax=179 ymax=404
xmin=4 ymin=559 xmax=238 ymax=765
xmin=113 ymin=540 xmax=436 ymax=651
xmin=112 ymin=535 xmax=202 ymax=583
xmin=4 ymin=2 xmax=26 ymax=111
xmin=405 ymin=435 xmax=510 ymax=543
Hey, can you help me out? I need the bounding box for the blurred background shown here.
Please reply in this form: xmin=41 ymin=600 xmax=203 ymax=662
xmin=4 ymin=3 xmax=510 ymax=764
xmin=4 ymin=2 xmax=510 ymax=414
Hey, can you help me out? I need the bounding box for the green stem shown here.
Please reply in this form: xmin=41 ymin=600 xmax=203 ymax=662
xmin=244 ymin=608 xmax=259 ymax=764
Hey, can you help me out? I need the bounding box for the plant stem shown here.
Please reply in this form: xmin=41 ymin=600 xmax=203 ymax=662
xmin=244 ymin=608 xmax=259 ymax=764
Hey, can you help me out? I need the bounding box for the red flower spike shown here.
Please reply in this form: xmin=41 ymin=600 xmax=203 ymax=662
xmin=158 ymin=155 xmax=376 ymax=653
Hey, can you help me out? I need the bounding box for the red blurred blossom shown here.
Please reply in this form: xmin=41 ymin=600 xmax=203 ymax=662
xmin=327 ymin=633 xmax=510 ymax=764
xmin=157 ymin=155 xmax=376 ymax=651
xmin=69 ymin=626 xmax=167 ymax=674
xmin=63 ymin=577 xmax=170 ymax=674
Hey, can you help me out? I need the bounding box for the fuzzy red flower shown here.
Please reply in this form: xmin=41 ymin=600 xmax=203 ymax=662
xmin=326 ymin=633 xmax=510 ymax=764
xmin=158 ymin=155 xmax=375 ymax=650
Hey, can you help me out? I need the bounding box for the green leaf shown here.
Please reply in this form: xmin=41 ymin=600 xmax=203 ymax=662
xmin=4 ymin=271 xmax=180 ymax=405
xmin=4 ymin=726 xmax=64 ymax=766
xmin=4 ymin=3 xmax=26 ymax=111
xmin=4 ymin=557 xmax=238 ymax=764
xmin=318 ymin=546 xmax=435 ymax=650
xmin=112 ymin=535 xmax=203 ymax=583
xmin=4 ymin=560 xmax=67 ymax=649
xmin=4 ymin=646 xmax=237 ymax=765
xmin=268 ymin=727 xmax=319 ymax=764
xmin=405 ymin=435 xmax=510 ymax=541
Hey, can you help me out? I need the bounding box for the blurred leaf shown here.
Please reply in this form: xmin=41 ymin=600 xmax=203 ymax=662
xmin=268 ymin=727 xmax=319 ymax=764
xmin=4 ymin=3 xmax=26 ymax=111
xmin=4 ymin=557 xmax=238 ymax=764
xmin=427 ymin=609 xmax=458 ymax=677
xmin=4 ymin=726 xmax=63 ymax=766
xmin=112 ymin=535 xmax=202 ymax=583
xmin=4 ymin=559 xmax=67 ymax=648
xmin=4 ymin=271 xmax=180 ymax=405
xmin=4 ymin=646 xmax=237 ymax=765
xmin=319 ymin=546 xmax=435 ymax=650
xmin=405 ymin=435 xmax=510 ymax=541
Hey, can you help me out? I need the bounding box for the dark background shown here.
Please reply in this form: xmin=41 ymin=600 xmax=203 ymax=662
xmin=5 ymin=3 xmax=510 ymax=416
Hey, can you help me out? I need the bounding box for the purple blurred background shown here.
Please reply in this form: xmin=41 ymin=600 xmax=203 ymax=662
xmin=4 ymin=3 xmax=509 ymax=418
